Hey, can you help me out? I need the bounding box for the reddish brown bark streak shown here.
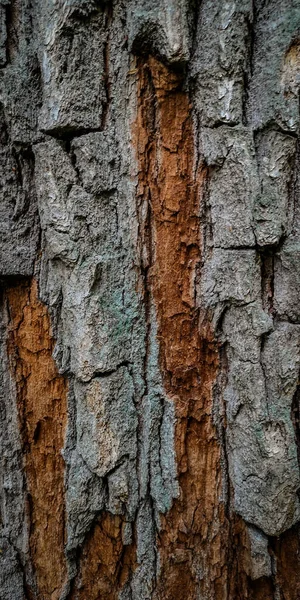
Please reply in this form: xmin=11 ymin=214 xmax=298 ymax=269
xmin=272 ymin=525 xmax=300 ymax=600
xmin=6 ymin=279 xmax=68 ymax=600
xmin=69 ymin=513 xmax=137 ymax=600
xmin=135 ymin=56 xmax=230 ymax=599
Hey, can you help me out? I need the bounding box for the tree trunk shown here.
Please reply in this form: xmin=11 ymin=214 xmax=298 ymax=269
xmin=1 ymin=1 xmax=300 ymax=598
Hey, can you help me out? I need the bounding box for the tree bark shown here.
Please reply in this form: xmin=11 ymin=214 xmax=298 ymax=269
xmin=1 ymin=1 xmax=300 ymax=599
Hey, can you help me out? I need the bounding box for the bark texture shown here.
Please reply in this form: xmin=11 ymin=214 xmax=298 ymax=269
xmin=1 ymin=1 xmax=300 ymax=599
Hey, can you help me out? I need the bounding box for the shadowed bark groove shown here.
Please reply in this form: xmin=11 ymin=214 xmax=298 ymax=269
xmin=271 ymin=525 xmax=300 ymax=600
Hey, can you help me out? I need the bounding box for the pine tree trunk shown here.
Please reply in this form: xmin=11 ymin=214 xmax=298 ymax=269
xmin=1 ymin=1 xmax=300 ymax=598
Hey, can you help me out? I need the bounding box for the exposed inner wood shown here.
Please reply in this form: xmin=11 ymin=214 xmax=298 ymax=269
xmin=135 ymin=56 xmax=230 ymax=599
xmin=6 ymin=278 xmax=68 ymax=600
xmin=68 ymin=513 xmax=137 ymax=600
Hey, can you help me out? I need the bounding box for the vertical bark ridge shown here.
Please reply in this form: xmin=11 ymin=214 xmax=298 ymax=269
xmin=5 ymin=278 xmax=68 ymax=600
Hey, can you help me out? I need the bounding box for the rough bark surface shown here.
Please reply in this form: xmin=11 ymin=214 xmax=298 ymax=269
xmin=1 ymin=1 xmax=300 ymax=599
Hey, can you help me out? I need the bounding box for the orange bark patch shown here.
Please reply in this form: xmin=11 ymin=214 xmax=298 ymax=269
xmin=69 ymin=513 xmax=137 ymax=600
xmin=135 ymin=56 xmax=229 ymax=599
xmin=6 ymin=278 xmax=68 ymax=600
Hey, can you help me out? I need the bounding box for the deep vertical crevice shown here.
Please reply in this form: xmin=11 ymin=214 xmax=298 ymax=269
xmin=260 ymin=249 xmax=275 ymax=316
xmin=291 ymin=133 xmax=300 ymax=236
xmin=5 ymin=0 xmax=20 ymax=64
xmin=242 ymin=4 xmax=255 ymax=125
xmin=292 ymin=384 xmax=300 ymax=475
xmin=101 ymin=3 xmax=113 ymax=131
xmin=269 ymin=525 xmax=300 ymax=600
